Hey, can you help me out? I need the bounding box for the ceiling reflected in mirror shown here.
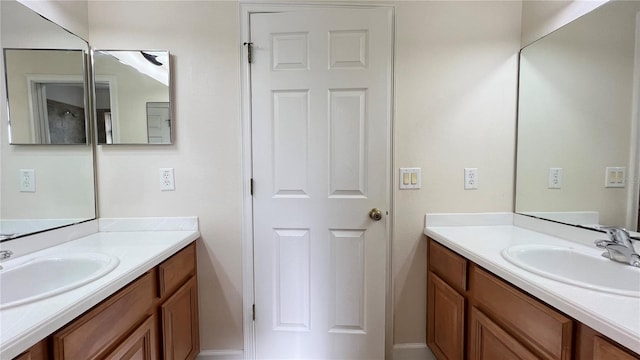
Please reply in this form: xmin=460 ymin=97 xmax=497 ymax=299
xmin=93 ymin=50 xmax=172 ymax=145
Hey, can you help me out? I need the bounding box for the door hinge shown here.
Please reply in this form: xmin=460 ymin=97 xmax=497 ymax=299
xmin=244 ymin=42 xmax=253 ymax=64
xmin=252 ymin=304 xmax=256 ymax=321
xmin=250 ymin=178 xmax=254 ymax=196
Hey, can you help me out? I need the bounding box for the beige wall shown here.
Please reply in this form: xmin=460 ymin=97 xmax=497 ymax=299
xmin=1 ymin=1 xmax=95 ymax=224
xmin=88 ymin=0 xmax=523 ymax=351
xmin=10 ymin=0 xmax=608 ymax=354
xmin=393 ymin=0 xmax=521 ymax=344
xmin=521 ymin=0 xmax=608 ymax=46
xmin=88 ymin=1 xmax=244 ymax=350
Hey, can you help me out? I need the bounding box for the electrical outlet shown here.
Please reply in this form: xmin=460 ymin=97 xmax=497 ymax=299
xmin=548 ymin=168 xmax=563 ymax=189
xmin=159 ymin=168 xmax=175 ymax=191
xmin=464 ymin=168 xmax=478 ymax=190
xmin=19 ymin=169 xmax=36 ymax=192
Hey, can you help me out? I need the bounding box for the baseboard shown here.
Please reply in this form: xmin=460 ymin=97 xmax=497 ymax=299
xmin=393 ymin=343 xmax=436 ymax=360
xmin=196 ymin=350 xmax=244 ymax=360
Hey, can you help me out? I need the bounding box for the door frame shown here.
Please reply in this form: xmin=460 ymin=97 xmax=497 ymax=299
xmin=239 ymin=3 xmax=396 ymax=359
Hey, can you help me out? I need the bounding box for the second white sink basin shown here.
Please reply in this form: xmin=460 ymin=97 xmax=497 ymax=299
xmin=502 ymin=244 xmax=640 ymax=297
xmin=0 ymin=252 xmax=119 ymax=309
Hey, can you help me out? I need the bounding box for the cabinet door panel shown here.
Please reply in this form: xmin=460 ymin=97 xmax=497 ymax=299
xmin=161 ymin=276 xmax=199 ymax=360
xmin=469 ymin=306 xmax=538 ymax=360
xmin=104 ymin=315 xmax=157 ymax=360
xmin=52 ymin=272 xmax=155 ymax=360
xmin=470 ymin=264 xmax=572 ymax=360
xmin=593 ymin=336 xmax=640 ymax=360
xmin=427 ymin=272 xmax=465 ymax=360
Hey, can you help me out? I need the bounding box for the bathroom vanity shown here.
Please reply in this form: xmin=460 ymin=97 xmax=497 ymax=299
xmin=424 ymin=214 xmax=640 ymax=360
xmin=0 ymin=222 xmax=200 ymax=360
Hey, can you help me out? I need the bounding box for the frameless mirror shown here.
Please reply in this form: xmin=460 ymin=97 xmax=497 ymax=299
xmin=1 ymin=0 xmax=96 ymax=239
xmin=4 ymin=49 xmax=87 ymax=144
xmin=93 ymin=50 xmax=172 ymax=145
xmin=516 ymin=0 xmax=640 ymax=232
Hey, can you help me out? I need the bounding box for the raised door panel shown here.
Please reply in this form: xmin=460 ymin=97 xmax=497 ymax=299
xmin=161 ymin=276 xmax=199 ymax=360
xmin=427 ymin=272 xmax=465 ymax=360
xmin=13 ymin=340 xmax=48 ymax=360
xmin=103 ymin=315 xmax=157 ymax=360
xmin=470 ymin=264 xmax=572 ymax=360
xmin=468 ymin=306 xmax=538 ymax=360
xmin=52 ymin=272 xmax=155 ymax=360
xmin=593 ymin=336 xmax=640 ymax=360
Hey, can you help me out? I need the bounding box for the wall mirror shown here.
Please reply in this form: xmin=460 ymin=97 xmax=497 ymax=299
xmin=1 ymin=0 xmax=96 ymax=240
xmin=93 ymin=50 xmax=172 ymax=145
xmin=516 ymin=0 xmax=640 ymax=233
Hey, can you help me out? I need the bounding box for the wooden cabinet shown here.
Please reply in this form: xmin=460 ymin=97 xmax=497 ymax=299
xmin=13 ymin=340 xmax=48 ymax=360
xmin=427 ymin=240 xmax=467 ymax=360
xmin=14 ymin=242 xmax=199 ymax=360
xmin=575 ymin=323 xmax=640 ymax=360
xmin=426 ymin=237 xmax=639 ymax=360
xmin=468 ymin=306 xmax=538 ymax=360
xmin=103 ymin=315 xmax=158 ymax=360
xmin=161 ymin=277 xmax=199 ymax=360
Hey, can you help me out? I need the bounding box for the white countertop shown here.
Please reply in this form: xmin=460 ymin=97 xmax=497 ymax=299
xmin=425 ymin=218 xmax=640 ymax=355
xmin=0 ymin=227 xmax=199 ymax=359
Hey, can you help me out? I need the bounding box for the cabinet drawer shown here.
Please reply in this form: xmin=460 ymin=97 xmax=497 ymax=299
xmin=593 ymin=336 xmax=640 ymax=360
xmin=158 ymin=243 xmax=196 ymax=298
xmin=470 ymin=264 xmax=572 ymax=360
xmin=52 ymin=271 xmax=155 ymax=360
xmin=428 ymin=238 xmax=467 ymax=292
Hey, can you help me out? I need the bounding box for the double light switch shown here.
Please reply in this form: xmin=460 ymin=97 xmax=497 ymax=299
xmin=400 ymin=168 xmax=421 ymax=190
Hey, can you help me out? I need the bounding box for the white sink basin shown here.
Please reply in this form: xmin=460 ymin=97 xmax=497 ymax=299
xmin=0 ymin=252 xmax=119 ymax=309
xmin=502 ymin=244 xmax=640 ymax=297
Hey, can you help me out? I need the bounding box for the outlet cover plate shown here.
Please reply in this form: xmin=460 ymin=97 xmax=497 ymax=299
xmin=159 ymin=168 xmax=175 ymax=191
xmin=19 ymin=169 xmax=35 ymax=192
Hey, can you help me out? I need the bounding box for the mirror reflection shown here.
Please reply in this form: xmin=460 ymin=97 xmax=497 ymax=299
xmin=0 ymin=0 xmax=96 ymax=240
xmin=516 ymin=0 xmax=640 ymax=231
xmin=4 ymin=49 xmax=87 ymax=144
xmin=93 ymin=50 xmax=172 ymax=144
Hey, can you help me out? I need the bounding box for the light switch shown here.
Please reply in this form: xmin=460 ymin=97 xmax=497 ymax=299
xmin=400 ymin=168 xmax=421 ymax=190
xmin=605 ymin=167 xmax=626 ymax=188
xmin=403 ymin=172 xmax=410 ymax=185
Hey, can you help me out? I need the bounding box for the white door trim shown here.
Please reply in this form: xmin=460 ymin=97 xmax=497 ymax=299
xmin=239 ymin=3 xmax=395 ymax=359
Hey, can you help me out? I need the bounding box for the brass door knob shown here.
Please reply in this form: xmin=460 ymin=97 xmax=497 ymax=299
xmin=369 ymin=208 xmax=383 ymax=221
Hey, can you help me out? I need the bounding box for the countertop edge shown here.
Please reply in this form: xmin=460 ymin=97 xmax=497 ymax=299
xmin=1 ymin=231 xmax=200 ymax=359
xmin=424 ymin=227 xmax=640 ymax=355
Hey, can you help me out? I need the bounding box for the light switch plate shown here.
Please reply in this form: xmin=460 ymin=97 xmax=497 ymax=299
xmin=605 ymin=167 xmax=626 ymax=188
xmin=399 ymin=168 xmax=421 ymax=189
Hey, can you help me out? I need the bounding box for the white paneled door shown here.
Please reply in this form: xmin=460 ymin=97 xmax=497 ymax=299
xmin=250 ymin=7 xmax=392 ymax=360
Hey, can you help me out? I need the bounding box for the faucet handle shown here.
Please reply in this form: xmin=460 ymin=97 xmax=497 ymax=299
xmin=599 ymin=226 xmax=631 ymax=244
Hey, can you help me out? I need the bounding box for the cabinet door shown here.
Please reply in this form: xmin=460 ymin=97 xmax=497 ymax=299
xmin=104 ymin=315 xmax=157 ymax=360
xmin=161 ymin=276 xmax=199 ymax=360
xmin=593 ymin=336 xmax=640 ymax=360
xmin=427 ymin=272 xmax=465 ymax=360
xmin=468 ymin=306 xmax=538 ymax=360
xmin=13 ymin=340 xmax=48 ymax=360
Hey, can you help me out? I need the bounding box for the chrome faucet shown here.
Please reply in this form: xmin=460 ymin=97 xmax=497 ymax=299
xmin=0 ymin=250 xmax=13 ymax=270
xmin=595 ymin=227 xmax=640 ymax=267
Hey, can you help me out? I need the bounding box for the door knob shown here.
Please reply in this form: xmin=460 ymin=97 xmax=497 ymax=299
xmin=369 ymin=208 xmax=383 ymax=221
